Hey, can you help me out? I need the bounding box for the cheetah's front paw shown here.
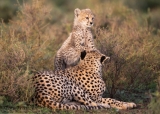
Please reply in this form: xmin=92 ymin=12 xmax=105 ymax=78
xmin=90 ymin=102 xmax=97 ymax=106
xmin=97 ymin=103 xmax=110 ymax=109
xmin=120 ymin=102 xmax=136 ymax=110
xmin=126 ymin=102 xmax=136 ymax=109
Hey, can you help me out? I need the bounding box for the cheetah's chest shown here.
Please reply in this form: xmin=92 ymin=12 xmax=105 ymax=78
xmin=72 ymin=74 xmax=106 ymax=97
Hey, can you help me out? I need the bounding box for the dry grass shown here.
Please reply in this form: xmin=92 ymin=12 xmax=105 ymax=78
xmin=92 ymin=1 xmax=160 ymax=99
xmin=0 ymin=0 xmax=54 ymax=103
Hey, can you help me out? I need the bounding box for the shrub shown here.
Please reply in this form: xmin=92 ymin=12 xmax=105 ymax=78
xmin=93 ymin=1 xmax=160 ymax=99
xmin=0 ymin=0 xmax=54 ymax=103
xmin=149 ymin=77 xmax=160 ymax=114
xmin=0 ymin=0 xmax=22 ymax=23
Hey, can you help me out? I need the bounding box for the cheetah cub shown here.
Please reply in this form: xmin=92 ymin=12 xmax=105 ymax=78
xmin=54 ymin=8 xmax=97 ymax=70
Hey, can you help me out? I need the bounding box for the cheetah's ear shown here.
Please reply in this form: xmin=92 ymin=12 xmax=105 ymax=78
xmin=74 ymin=8 xmax=81 ymax=17
xmin=100 ymin=56 xmax=106 ymax=63
xmin=80 ymin=50 xmax=86 ymax=60
xmin=100 ymin=56 xmax=110 ymax=63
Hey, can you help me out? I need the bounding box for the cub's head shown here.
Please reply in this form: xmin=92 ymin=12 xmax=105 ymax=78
xmin=80 ymin=50 xmax=110 ymax=66
xmin=74 ymin=8 xmax=95 ymax=28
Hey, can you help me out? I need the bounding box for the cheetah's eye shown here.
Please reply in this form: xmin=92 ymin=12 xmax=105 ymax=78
xmin=86 ymin=17 xmax=89 ymax=19
xmin=92 ymin=18 xmax=94 ymax=20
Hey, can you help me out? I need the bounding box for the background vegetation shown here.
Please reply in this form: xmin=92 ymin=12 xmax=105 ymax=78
xmin=0 ymin=0 xmax=160 ymax=113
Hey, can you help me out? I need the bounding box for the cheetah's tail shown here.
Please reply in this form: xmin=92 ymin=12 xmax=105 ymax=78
xmin=40 ymin=100 xmax=106 ymax=110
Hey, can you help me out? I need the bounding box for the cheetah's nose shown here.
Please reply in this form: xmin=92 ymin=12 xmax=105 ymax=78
xmin=90 ymin=22 xmax=93 ymax=25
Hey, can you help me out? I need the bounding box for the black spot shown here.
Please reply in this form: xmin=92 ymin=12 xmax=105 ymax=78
xmin=44 ymin=77 xmax=48 ymax=79
xmin=66 ymin=105 xmax=69 ymax=109
xmin=42 ymin=93 xmax=46 ymax=95
xmin=40 ymin=80 xmax=44 ymax=82
xmin=54 ymin=89 xmax=57 ymax=91
xmin=100 ymin=56 xmax=106 ymax=63
xmin=34 ymin=76 xmax=37 ymax=78
xmin=47 ymin=84 xmax=51 ymax=87
xmin=49 ymin=88 xmax=52 ymax=90
xmin=59 ymin=104 xmax=62 ymax=108
xmin=78 ymin=97 xmax=81 ymax=100
xmin=46 ymin=81 xmax=49 ymax=83
xmin=42 ymin=84 xmax=45 ymax=86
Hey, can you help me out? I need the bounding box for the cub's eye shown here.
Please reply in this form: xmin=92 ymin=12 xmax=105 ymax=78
xmin=92 ymin=18 xmax=94 ymax=20
xmin=86 ymin=17 xmax=89 ymax=19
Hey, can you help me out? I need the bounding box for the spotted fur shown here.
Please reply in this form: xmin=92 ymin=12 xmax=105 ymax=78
xmin=32 ymin=71 xmax=106 ymax=110
xmin=32 ymin=50 xmax=136 ymax=110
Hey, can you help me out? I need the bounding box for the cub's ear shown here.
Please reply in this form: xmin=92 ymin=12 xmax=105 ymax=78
xmin=80 ymin=50 xmax=86 ymax=60
xmin=100 ymin=56 xmax=110 ymax=63
xmin=74 ymin=8 xmax=81 ymax=17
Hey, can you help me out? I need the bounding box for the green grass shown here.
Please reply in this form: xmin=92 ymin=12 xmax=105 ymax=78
xmin=0 ymin=106 xmax=151 ymax=114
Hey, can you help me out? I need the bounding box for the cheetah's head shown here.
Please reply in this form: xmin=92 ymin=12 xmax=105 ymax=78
xmin=74 ymin=8 xmax=95 ymax=28
xmin=80 ymin=50 xmax=110 ymax=65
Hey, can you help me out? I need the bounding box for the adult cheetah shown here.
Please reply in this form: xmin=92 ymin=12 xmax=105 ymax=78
xmin=32 ymin=50 xmax=136 ymax=110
